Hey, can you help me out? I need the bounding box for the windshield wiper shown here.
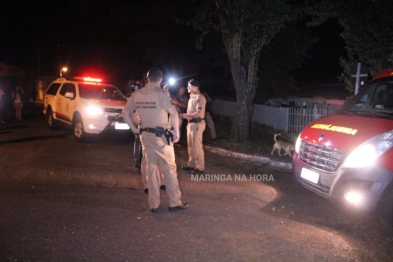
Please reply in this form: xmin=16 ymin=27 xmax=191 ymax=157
xmin=355 ymin=110 xmax=393 ymax=119
xmin=338 ymin=109 xmax=357 ymax=116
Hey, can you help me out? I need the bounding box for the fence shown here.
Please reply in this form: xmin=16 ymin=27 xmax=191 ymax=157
xmin=211 ymin=100 xmax=340 ymax=134
xmin=286 ymin=106 xmax=337 ymax=133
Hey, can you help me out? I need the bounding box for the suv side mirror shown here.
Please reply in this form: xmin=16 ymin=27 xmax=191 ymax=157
xmin=65 ymin=92 xmax=74 ymax=99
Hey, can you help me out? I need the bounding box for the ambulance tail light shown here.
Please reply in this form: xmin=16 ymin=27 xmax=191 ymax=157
xmin=343 ymin=130 xmax=393 ymax=168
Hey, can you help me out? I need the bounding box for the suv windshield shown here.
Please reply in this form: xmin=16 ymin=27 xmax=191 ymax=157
xmin=79 ymin=84 xmax=126 ymax=101
xmin=338 ymin=77 xmax=393 ymax=119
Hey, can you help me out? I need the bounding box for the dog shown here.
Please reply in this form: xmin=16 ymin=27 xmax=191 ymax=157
xmin=271 ymin=133 xmax=295 ymax=156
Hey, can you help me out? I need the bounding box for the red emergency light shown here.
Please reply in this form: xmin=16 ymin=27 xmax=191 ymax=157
xmin=74 ymin=76 xmax=103 ymax=85
xmin=83 ymin=77 xmax=102 ymax=82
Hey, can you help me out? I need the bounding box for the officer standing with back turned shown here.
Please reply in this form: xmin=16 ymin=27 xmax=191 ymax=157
xmin=123 ymin=67 xmax=188 ymax=213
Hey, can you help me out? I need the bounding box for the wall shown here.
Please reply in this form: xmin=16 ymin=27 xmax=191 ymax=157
xmin=211 ymin=100 xmax=288 ymax=130
xmin=211 ymin=99 xmax=343 ymax=132
xmin=35 ymin=76 xmax=59 ymax=100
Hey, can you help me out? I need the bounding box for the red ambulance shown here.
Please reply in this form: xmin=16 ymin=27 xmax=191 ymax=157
xmin=293 ymin=67 xmax=393 ymax=221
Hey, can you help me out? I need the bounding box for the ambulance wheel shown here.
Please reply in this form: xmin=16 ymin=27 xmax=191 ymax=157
xmin=72 ymin=115 xmax=87 ymax=142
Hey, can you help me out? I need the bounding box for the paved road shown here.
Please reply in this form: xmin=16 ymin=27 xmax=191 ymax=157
xmin=1 ymin=114 xmax=392 ymax=261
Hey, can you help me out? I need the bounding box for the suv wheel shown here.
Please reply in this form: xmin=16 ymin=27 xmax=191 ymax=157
xmin=72 ymin=115 xmax=86 ymax=142
xmin=46 ymin=109 xmax=58 ymax=130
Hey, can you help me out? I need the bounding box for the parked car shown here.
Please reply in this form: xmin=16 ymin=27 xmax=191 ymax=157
xmin=43 ymin=77 xmax=129 ymax=142
xmin=293 ymin=67 xmax=393 ymax=224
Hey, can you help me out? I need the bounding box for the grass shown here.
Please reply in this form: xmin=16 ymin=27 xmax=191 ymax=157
xmin=204 ymin=114 xmax=280 ymax=156
xmin=203 ymin=114 xmax=300 ymax=157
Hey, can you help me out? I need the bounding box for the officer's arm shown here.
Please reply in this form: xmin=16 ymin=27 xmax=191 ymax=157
xmin=122 ymin=100 xmax=139 ymax=134
xmin=184 ymin=110 xmax=203 ymax=118
xmin=168 ymin=106 xmax=180 ymax=143
xmin=123 ymin=111 xmax=139 ymax=134
xmin=173 ymin=98 xmax=187 ymax=109
xmin=131 ymin=111 xmax=141 ymax=126
xmin=183 ymin=97 xmax=206 ymax=118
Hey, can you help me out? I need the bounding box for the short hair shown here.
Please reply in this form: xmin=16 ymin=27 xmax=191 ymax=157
xmin=147 ymin=67 xmax=163 ymax=82
xmin=188 ymin=79 xmax=200 ymax=88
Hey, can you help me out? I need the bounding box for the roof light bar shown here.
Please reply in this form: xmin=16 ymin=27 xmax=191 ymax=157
xmin=73 ymin=76 xmax=102 ymax=83
xmin=83 ymin=77 xmax=102 ymax=83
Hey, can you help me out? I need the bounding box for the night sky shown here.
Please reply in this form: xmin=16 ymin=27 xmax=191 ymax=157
xmin=1 ymin=0 xmax=346 ymax=96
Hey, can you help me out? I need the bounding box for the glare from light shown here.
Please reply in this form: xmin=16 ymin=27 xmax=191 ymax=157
xmin=344 ymin=191 xmax=363 ymax=205
xmin=86 ymin=106 xmax=103 ymax=116
xmin=343 ymin=144 xmax=377 ymax=168
xmin=88 ymin=124 xmax=97 ymax=130
xmin=168 ymin=77 xmax=175 ymax=85
xmin=60 ymin=67 xmax=68 ymax=77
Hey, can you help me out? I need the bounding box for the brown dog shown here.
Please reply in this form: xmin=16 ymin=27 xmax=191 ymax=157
xmin=271 ymin=133 xmax=295 ymax=156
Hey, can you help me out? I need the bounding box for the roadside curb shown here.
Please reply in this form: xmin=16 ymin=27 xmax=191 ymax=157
xmin=204 ymin=145 xmax=293 ymax=170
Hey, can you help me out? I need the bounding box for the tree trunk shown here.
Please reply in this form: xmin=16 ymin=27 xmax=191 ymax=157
xmin=222 ymin=32 xmax=253 ymax=142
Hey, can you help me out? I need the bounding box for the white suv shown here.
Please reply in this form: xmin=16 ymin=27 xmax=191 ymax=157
xmin=43 ymin=77 xmax=129 ymax=141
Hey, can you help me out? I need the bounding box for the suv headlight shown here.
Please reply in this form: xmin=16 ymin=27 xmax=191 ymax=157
xmin=86 ymin=105 xmax=103 ymax=116
xmin=343 ymin=130 xmax=393 ymax=168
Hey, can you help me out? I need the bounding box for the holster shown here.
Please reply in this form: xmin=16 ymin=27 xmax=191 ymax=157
xmin=155 ymin=127 xmax=165 ymax=137
xmin=164 ymin=129 xmax=174 ymax=145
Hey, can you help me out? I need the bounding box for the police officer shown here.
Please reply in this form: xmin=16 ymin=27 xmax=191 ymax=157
xmin=130 ymin=107 xmax=165 ymax=193
xmin=123 ymin=67 xmax=188 ymax=213
xmin=181 ymin=79 xmax=207 ymax=174
xmin=140 ymin=146 xmax=166 ymax=194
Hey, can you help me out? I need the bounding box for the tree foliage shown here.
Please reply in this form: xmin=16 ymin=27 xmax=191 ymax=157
xmin=180 ymin=0 xmax=300 ymax=142
xmin=306 ymin=0 xmax=393 ymax=91
xmin=339 ymin=0 xmax=393 ymax=91
xmin=190 ymin=0 xmax=297 ymax=97
xmin=255 ymin=24 xmax=318 ymax=102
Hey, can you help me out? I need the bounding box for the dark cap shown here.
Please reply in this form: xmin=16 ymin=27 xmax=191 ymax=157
xmin=188 ymin=79 xmax=200 ymax=87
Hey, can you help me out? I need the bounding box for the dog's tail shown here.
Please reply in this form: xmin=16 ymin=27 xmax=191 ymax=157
xmin=274 ymin=133 xmax=281 ymax=143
